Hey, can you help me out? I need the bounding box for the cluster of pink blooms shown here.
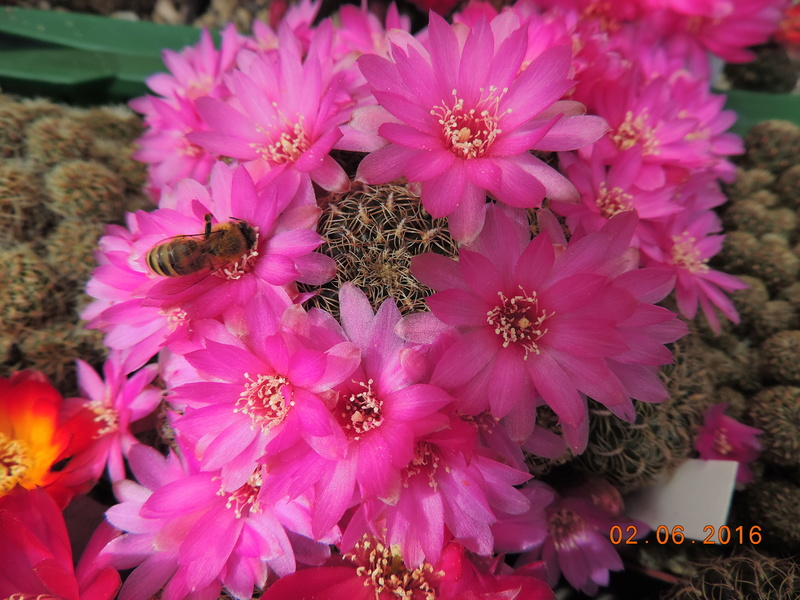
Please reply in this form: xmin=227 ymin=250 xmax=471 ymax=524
xmin=4 ymin=1 xmax=785 ymax=599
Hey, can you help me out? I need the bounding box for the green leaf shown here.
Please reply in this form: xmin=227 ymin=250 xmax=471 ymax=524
xmin=0 ymin=8 xmax=222 ymax=102
xmin=0 ymin=46 xmax=114 ymax=84
xmin=0 ymin=7 xmax=214 ymax=58
xmin=722 ymin=89 xmax=800 ymax=136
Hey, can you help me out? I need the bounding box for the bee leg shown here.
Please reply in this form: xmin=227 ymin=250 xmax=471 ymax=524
xmin=204 ymin=213 xmax=213 ymax=239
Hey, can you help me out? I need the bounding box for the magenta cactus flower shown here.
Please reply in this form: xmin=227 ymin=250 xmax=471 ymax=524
xmin=189 ymin=22 xmax=352 ymax=205
xmin=411 ymin=204 xmax=687 ymax=451
xmin=695 ymin=402 xmax=763 ymax=483
xmin=65 ymin=351 xmax=162 ymax=483
xmin=355 ymin=12 xmax=608 ymax=241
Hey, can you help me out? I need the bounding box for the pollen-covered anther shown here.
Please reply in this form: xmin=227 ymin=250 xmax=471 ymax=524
xmin=0 ymin=433 xmax=32 ymax=492
xmin=161 ymin=306 xmax=188 ymax=331
xmin=235 ymin=372 xmax=293 ymax=433
xmin=186 ymin=74 xmax=214 ymax=100
xmin=487 ymin=286 xmax=552 ymax=360
xmin=431 ymin=87 xmax=508 ymax=160
xmin=596 ymin=183 xmax=633 ymax=219
xmin=252 ymin=117 xmax=310 ymax=164
xmin=346 ymin=536 xmax=437 ymax=600
xmin=221 ymin=469 xmax=263 ymax=518
xmin=612 ymin=110 xmax=659 ymax=155
xmin=671 ymin=232 xmax=709 ymax=274
xmin=548 ymin=507 xmax=587 ymax=550
xmin=87 ymin=400 xmax=120 ymax=437
xmin=179 ymin=135 xmax=204 ymax=158
xmin=404 ymin=442 xmax=442 ymax=491
xmin=713 ymin=427 xmax=733 ymax=456
xmin=581 ymin=1 xmax=622 ymax=32
xmin=343 ymin=379 xmax=383 ymax=440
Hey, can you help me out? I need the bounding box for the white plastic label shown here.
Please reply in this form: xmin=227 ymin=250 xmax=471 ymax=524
xmin=624 ymin=459 xmax=738 ymax=541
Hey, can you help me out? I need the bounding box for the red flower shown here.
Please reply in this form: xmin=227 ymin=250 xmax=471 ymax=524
xmin=407 ymin=0 xmax=460 ymax=15
xmin=775 ymin=3 xmax=800 ymax=46
xmin=0 ymin=371 xmax=99 ymax=508
xmin=261 ymin=538 xmax=554 ymax=600
xmin=0 ymin=486 xmax=121 ymax=600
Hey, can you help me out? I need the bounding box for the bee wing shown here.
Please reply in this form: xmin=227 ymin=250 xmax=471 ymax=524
xmin=153 ymin=229 xmax=225 ymax=244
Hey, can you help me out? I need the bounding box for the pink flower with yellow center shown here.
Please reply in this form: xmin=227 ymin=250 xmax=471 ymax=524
xmin=343 ymin=417 xmax=532 ymax=568
xmin=302 ymin=284 xmax=454 ymax=535
xmin=410 ymin=205 xmax=686 ymax=452
xmin=641 ymin=209 xmax=746 ymax=333
xmin=102 ymin=444 xmax=334 ymax=600
xmin=130 ymin=25 xmax=244 ymax=197
xmin=695 ymin=403 xmax=762 ymax=483
xmin=169 ymin=303 xmax=360 ymax=491
xmin=355 ymin=11 xmax=608 ymax=242
xmin=190 ymin=22 xmax=352 ymax=205
xmin=553 ymin=147 xmax=682 ymax=241
xmin=65 ymin=352 xmax=162 ymax=484
xmin=511 ymin=480 xmax=648 ymax=596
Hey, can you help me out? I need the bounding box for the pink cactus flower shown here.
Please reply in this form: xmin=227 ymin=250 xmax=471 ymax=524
xmin=305 ymin=284 xmax=455 ymax=535
xmin=169 ymin=303 xmax=360 ymax=491
xmin=640 ymin=209 xmax=746 ymax=333
xmin=64 ymin=351 xmax=162 ymax=483
xmin=411 ymin=204 xmax=687 ymax=451
xmin=355 ymin=11 xmax=608 ymax=242
xmin=512 ymin=480 xmax=648 ymax=596
xmin=102 ymin=444 xmax=334 ymax=600
xmin=190 ymin=22 xmax=352 ymax=205
xmin=342 ymin=417 xmax=532 ymax=568
xmin=695 ymin=403 xmax=762 ymax=483
xmin=82 ymin=164 xmax=331 ymax=368
xmin=130 ymin=25 xmax=244 ymax=197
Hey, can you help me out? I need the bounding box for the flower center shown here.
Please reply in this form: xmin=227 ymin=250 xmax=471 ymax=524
xmin=670 ymin=233 xmax=709 ymax=274
xmin=253 ymin=114 xmax=310 ymax=164
xmin=0 ymin=433 xmax=32 ymax=493
xmin=548 ymin=507 xmax=587 ymax=549
xmin=487 ymin=287 xmax=552 ymax=360
xmin=612 ymin=110 xmax=659 ymax=155
xmin=180 ymin=132 xmax=204 ymax=158
xmin=581 ymin=2 xmax=622 ymax=31
xmin=713 ymin=427 xmax=732 ymax=456
xmin=87 ymin=401 xmax=120 ymax=437
xmin=186 ymin=74 xmax=215 ymax=100
xmin=596 ymin=183 xmax=633 ymax=219
xmin=432 ymin=88 xmax=507 ymax=160
xmin=161 ymin=307 xmax=188 ymax=332
xmin=346 ymin=536 xmax=436 ymax=600
xmin=234 ymin=373 xmax=293 ymax=433
xmin=342 ymin=379 xmax=383 ymax=440
xmin=403 ymin=442 xmax=441 ymax=492
xmin=220 ymin=469 xmax=263 ymax=518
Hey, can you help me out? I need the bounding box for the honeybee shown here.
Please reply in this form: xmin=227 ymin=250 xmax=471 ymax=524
xmin=146 ymin=213 xmax=258 ymax=277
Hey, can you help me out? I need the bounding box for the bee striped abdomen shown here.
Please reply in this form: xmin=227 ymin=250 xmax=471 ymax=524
xmin=146 ymin=238 xmax=207 ymax=277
